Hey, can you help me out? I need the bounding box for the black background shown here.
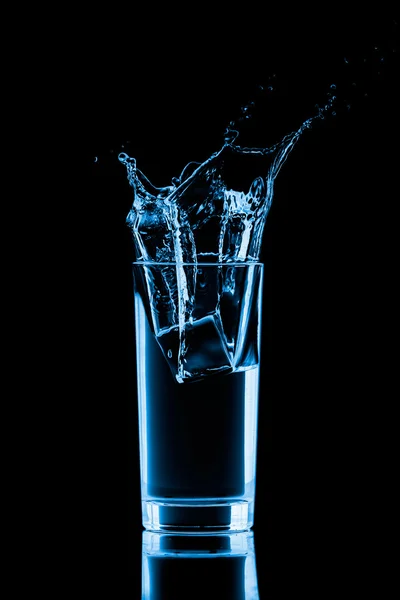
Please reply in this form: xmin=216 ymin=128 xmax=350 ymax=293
xmin=37 ymin=10 xmax=399 ymax=598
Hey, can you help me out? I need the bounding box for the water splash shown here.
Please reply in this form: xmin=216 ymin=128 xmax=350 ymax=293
xmin=119 ymin=91 xmax=337 ymax=381
xmin=116 ymin=19 xmax=398 ymax=382
xmin=119 ymin=90 xmax=335 ymax=260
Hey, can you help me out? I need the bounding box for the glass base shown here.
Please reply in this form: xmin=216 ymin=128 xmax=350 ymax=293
xmin=142 ymin=500 xmax=254 ymax=532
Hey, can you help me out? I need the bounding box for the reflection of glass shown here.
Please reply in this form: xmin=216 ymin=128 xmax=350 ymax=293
xmin=141 ymin=530 xmax=259 ymax=599
xmin=133 ymin=262 xmax=263 ymax=531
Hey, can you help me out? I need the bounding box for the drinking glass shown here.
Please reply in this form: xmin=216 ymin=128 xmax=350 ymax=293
xmin=132 ymin=261 xmax=264 ymax=531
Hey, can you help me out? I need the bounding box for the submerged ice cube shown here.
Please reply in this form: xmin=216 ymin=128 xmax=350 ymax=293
xmin=183 ymin=314 xmax=232 ymax=380
xmin=157 ymin=314 xmax=232 ymax=383
xmin=218 ymin=264 xmax=263 ymax=371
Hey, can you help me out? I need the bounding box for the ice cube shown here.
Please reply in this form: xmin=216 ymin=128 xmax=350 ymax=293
xmin=232 ymin=265 xmax=262 ymax=370
xmin=218 ymin=265 xmax=262 ymax=371
xmin=182 ymin=314 xmax=233 ymax=382
xmin=157 ymin=314 xmax=232 ymax=383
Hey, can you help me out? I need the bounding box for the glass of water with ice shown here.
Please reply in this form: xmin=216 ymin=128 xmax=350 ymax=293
xmin=121 ymin=121 xmax=304 ymax=530
xmin=133 ymin=260 xmax=263 ymax=531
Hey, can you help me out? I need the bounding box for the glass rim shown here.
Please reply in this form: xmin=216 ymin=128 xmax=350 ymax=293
xmin=132 ymin=261 xmax=264 ymax=267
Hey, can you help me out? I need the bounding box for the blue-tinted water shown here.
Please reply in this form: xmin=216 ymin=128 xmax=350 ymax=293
xmin=135 ymin=286 xmax=259 ymax=528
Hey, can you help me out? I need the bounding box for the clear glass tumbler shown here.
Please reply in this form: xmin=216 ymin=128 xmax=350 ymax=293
xmin=132 ymin=262 xmax=264 ymax=531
